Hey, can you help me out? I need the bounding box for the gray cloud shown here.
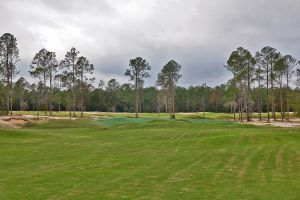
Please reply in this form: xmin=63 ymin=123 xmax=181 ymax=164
xmin=1 ymin=0 xmax=300 ymax=87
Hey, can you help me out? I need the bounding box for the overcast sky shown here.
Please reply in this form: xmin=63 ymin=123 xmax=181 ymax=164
xmin=1 ymin=0 xmax=300 ymax=87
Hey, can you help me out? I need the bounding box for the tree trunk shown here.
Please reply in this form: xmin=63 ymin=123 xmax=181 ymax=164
xmin=73 ymin=84 xmax=76 ymax=117
xmin=280 ymin=75 xmax=284 ymax=121
xmin=8 ymin=59 xmax=13 ymax=116
xmin=286 ymin=72 xmax=290 ymax=121
xmin=5 ymin=54 xmax=9 ymax=116
xmin=69 ymin=91 xmax=72 ymax=119
xmin=271 ymin=63 xmax=276 ymax=121
xmin=233 ymin=99 xmax=236 ymax=121
xmin=172 ymin=86 xmax=175 ymax=116
xmin=80 ymin=75 xmax=84 ymax=117
xmin=258 ymin=87 xmax=262 ymax=121
xmin=257 ymin=91 xmax=261 ymax=121
xmin=233 ymin=75 xmax=236 ymax=121
xmin=49 ymin=72 xmax=53 ymax=116
xmin=168 ymin=88 xmax=172 ymax=118
xmin=72 ymin=62 xmax=76 ymax=117
xmin=37 ymin=90 xmax=40 ymax=120
xmin=135 ymin=76 xmax=139 ymax=118
xmin=139 ymin=88 xmax=142 ymax=114
xmin=257 ymin=66 xmax=262 ymax=121
xmin=43 ymin=71 xmax=48 ymax=116
xmin=32 ymin=99 xmax=35 ymax=112
xmin=58 ymin=77 xmax=61 ymax=112
xmin=58 ymin=90 xmax=61 ymax=112
xmin=240 ymin=98 xmax=243 ymax=122
xmin=202 ymin=98 xmax=206 ymax=118
xmin=266 ymin=63 xmax=270 ymax=122
xmin=247 ymin=63 xmax=251 ymax=122
xmin=238 ymin=96 xmax=241 ymax=121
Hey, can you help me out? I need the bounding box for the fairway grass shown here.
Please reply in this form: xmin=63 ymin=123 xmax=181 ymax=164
xmin=1 ymin=118 xmax=300 ymax=199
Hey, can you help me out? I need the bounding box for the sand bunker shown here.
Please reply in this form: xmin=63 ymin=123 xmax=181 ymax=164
xmin=0 ymin=117 xmax=29 ymax=128
xmin=243 ymin=118 xmax=300 ymax=128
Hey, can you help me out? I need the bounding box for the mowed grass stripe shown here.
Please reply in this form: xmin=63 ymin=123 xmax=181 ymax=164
xmin=0 ymin=119 xmax=300 ymax=199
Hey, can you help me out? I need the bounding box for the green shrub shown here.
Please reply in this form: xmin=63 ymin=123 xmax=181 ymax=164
xmin=170 ymin=114 xmax=176 ymax=119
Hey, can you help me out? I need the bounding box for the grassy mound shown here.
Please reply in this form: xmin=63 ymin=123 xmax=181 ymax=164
xmin=91 ymin=117 xmax=156 ymax=127
xmin=182 ymin=114 xmax=207 ymax=119
xmin=91 ymin=116 xmax=234 ymax=127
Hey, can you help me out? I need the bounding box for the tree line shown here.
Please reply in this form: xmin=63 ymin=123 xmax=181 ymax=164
xmin=226 ymin=47 xmax=300 ymax=122
xmin=1 ymin=33 xmax=300 ymax=120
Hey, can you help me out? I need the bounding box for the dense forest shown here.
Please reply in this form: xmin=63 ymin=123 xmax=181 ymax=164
xmin=1 ymin=33 xmax=300 ymax=120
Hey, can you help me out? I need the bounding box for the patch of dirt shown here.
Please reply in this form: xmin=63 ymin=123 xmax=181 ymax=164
xmin=21 ymin=115 xmax=76 ymax=120
xmin=0 ymin=117 xmax=28 ymax=128
xmin=0 ymin=114 xmax=79 ymax=129
xmin=242 ymin=119 xmax=300 ymax=128
xmin=0 ymin=116 xmax=45 ymax=128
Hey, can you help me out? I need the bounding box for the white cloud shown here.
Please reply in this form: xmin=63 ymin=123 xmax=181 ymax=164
xmin=1 ymin=0 xmax=300 ymax=86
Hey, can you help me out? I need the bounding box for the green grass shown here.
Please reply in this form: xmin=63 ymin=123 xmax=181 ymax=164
xmin=13 ymin=111 xmax=298 ymax=121
xmin=1 ymin=118 xmax=300 ymax=199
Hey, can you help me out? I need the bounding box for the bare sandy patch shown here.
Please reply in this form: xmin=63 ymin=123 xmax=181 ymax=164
xmin=0 ymin=117 xmax=29 ymax=128
xmin=242 ymin=119 xmax=300 ymax=128
xmin=0 ymin=116 xmax=49 ymax=128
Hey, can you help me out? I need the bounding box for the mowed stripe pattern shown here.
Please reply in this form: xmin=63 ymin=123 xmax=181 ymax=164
xmin=0 ymin=120 xmax=300 ymax=199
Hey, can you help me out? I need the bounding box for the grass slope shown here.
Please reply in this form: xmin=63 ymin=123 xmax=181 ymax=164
xmin=0 ymin=119 xmax=300 ymax=199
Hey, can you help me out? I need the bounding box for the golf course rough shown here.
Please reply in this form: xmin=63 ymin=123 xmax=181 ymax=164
xmin=0 ymin=118 xmax=300 ymax=199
